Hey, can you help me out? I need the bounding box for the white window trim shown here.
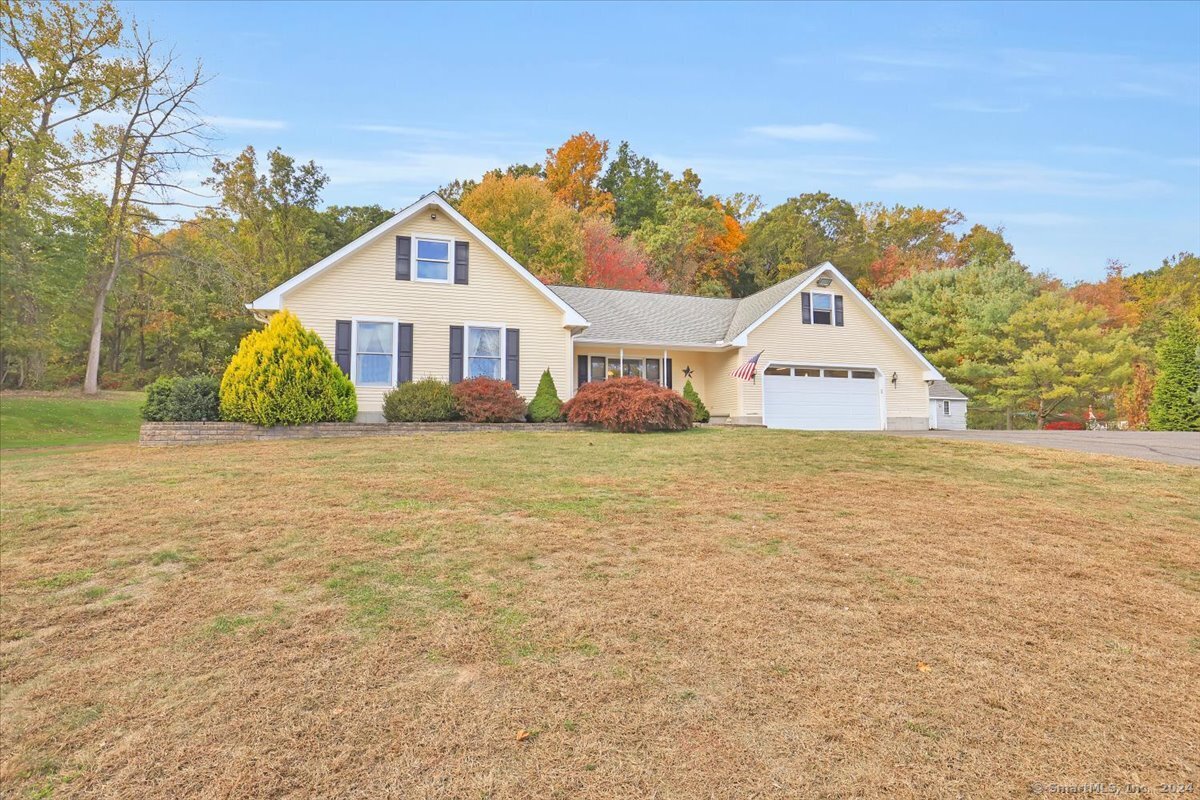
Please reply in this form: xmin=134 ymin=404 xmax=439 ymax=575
xmin=810 ymin=291 xmax=835 ymax=325
xmin=413 ymin=234 xmax=454 ymax=284
xmin=465 ymin=322 xmax=507 ymax=381
xmin=350 ymin=317 xmax=399 ymax=388
xmin=583 ymin=353 xmax=663 ymax=384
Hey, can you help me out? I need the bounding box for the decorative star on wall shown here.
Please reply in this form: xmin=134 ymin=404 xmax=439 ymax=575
xmin=682 ymin=366 xmax=694 ymax=378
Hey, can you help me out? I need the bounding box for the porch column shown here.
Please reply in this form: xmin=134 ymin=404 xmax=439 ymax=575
xmin=619 ymin=348 xmax=624 ymax=376
xmin=663 ymin=348 xmax=668 ymax=387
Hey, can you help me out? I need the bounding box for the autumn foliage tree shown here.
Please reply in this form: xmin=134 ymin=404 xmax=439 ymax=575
xmin=545 ymin=132 xmax=615 ymax=218
xmin=581 ymin=218 xmax=665 ymax=291
xmin=458 ymin=173 xmax=584 ymax=284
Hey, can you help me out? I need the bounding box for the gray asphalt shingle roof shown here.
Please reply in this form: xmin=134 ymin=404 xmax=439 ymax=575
xmin=548 ymin=264 xmax=826 ymax=346
xmin=928 ymin=380 xmax=968 ymax=400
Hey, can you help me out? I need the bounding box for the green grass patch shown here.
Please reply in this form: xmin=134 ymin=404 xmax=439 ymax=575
xmin=0 ymin=391 xmax=144 ymax=450
xmin=35 ymin=569 xmax=95 ymax=591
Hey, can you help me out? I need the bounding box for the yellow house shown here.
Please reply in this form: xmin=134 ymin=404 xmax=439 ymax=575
xmin=250 ymin=193 xmax=949 ymax=429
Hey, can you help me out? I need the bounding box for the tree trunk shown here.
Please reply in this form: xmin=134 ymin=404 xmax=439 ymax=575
xmin=1036 ymin=399 xmax=1045 ymax=430
xmin=1005 ymin=405 xmax=1012 ymax=431
xmin=84 ymin=240 xmax=122 ymax=394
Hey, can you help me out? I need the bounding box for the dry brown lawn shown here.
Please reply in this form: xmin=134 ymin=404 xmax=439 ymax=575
xmin=1 ymin=429 xmax=1198 ymax=798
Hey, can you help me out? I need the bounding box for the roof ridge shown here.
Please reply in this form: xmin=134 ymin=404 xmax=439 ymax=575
xmin=548 ymin=283 xmax=739 ymax=301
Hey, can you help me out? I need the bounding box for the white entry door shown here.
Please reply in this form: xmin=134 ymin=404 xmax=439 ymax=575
xmin=762 ymin=365 xmax=883 ymax=430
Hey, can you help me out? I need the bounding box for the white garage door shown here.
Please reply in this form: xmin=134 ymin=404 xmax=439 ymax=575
xmin=762 ymin=365 xmax=882 ymax=430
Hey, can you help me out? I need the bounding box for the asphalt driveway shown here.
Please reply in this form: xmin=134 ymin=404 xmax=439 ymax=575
xmin=886 ymin=430 xmax=1200 ymax=467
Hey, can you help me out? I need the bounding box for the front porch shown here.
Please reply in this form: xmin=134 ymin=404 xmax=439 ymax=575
xmin=570 ymin=343 xmax=742 ymax=421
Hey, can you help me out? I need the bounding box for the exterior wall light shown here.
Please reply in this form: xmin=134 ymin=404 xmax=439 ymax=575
xmin=816 ymin=276 xmax=833 ymax=287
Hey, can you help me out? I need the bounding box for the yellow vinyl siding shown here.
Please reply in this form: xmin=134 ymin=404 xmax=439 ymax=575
xmin=739 ymin=273 xmax=929 ymax=420
xmin=282 ymin=215 xmax=572 ymax=417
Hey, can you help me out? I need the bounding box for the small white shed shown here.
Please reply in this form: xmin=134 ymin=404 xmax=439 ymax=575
xmin=928 ymin=380 xmax=968 ymax=430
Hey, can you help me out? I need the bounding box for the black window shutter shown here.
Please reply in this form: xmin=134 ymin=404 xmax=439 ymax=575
xmin=834 ymin=295 xmax=844 ymax=326
xmin=334 ymin=320 xmax=351 ymax=376
xmin=577 ymin=355 xmax=588 ymax=389
xmin=449 ymin=326 xmax=464 ymax=383
xmin=395 ymin=236 xmax=412 ymax=280
xmin=801 ymin=292 xmax=812 ymax=324
xmin=454 ymin=241 xmax=469 ymax=285
xmin=505 ymin=328 xmax=519 ymax=388
xmin=397 ymin=323 xmax=413 ymax=384
xmin=665 ymin=358 xmax=673 ymax=389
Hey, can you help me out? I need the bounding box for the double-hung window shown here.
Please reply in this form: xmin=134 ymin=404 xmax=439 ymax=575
xmin=811 ymin=292 xmax=834 ymax=325
xmin=415 ymin=238 xmax=451 ymax=282
xmin=467 ymin=326 xmax=502 ymax=379
xmin=355 ymin=321 xmax=394 ymax=386
xmin=943 ymin=400 xmax=951 ymax=415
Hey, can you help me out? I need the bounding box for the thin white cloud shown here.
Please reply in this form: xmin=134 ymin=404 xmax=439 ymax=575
xmin=938 ymin=100 xmax=1028 ymax=114
xmin=1169 ymin=156 xmax=1200 ymax=168
xmin=348 ymin=124 xmax=469 ymax=139
xmin=317 ymin=150 xmax=509 ymax=188
xmin=974 ymin=211 xmax=1090 ymax=227
xmin=204 ymin=116 xmax=286 ymax=131
xmin=1056 ymin=144 xmax=1140 ymax=158
xmin=747 ymin=123 xmax=876 ymax=142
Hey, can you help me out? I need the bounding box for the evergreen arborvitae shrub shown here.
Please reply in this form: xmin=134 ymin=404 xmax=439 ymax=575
xmin=219 ymin=310 xmax=356 ymax=426
xmin=141 ymin=375 xmax=221 ymax=421
xmin=382 ymin=378 xmax=457 ymax=422
xmin=681 ymin=379 xmax=710 ymax=423
xmin=1148 ymin=315 xmax=1200 ymax=431
xmin=527 ymin=369 xmax=563 ymax=422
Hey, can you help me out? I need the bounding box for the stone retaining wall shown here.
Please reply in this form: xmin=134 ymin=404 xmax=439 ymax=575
xmin=140 ymin=421 xmax=591 ymax=446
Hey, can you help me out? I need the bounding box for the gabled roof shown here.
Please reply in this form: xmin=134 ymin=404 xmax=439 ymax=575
xmin=548 ymin=285 xmax=738 ymax=347
xmin=723 ymin=266 xmax=822 ymax=340
xmin=929 ymin=380 xmax=968 ymax=400
xmin=548 ymin=263 xmax=943 ymax=379
xmin=248 ymin=192 xmax=589 ymax=327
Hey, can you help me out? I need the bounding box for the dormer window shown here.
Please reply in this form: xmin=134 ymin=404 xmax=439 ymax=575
xmin=415 ymin=238 xmax=451 ymax=282
xmin=811 ymin=292 xmax=834 ymax=325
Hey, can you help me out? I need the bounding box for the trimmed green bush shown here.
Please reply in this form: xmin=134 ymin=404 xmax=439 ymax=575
xmin=219 ymin=310 xmax=356 ymax=426
xmin=382 ymin=378 xmax=457 ymax=422
xmin=527 ymin=369 xmax=563 ymax=422
xmin=141 ymin=375 xmax=221 ymax=421
xmin=682 ymin=379 xmax=709 ymax=423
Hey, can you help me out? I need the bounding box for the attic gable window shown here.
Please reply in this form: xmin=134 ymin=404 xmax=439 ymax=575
xmin=811 ymin=292 xmax=834 ymax=325
xmin=415 ymin=238 xmax=451 ymax=282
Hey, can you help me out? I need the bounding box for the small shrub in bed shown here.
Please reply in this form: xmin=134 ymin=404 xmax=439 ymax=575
xmin=681 ymin=379 xmax=710 ymax=423
xmin=1044 ymin=420 xmax=1085 ymax=430
xmin=220 ymin=310 xmax=356 ymax=425
xmin=452 ymin=377 xmax=527 ymax=423
xmin=561 ymin=377 xmax=693 ymax=432
xmin=527 ymin=369 xmax=563 ymax=422
xmin=382 ymin=378 xmax=457 ymax=422
xmin=141 ymin=375 xmax=221 ymax=421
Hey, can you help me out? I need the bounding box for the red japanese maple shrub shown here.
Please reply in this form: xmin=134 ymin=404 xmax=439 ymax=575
xmin=452 ymin=377 xmax=527 ymax=423
xmin=1044 ymin=420 xmax=1085 ymax=430
xmin=562 ymin=377 xmax=694 ymax=432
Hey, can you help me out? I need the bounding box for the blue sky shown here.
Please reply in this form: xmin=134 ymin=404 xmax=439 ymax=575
xmin=130 ymin=0 xmax=1199 ymax=282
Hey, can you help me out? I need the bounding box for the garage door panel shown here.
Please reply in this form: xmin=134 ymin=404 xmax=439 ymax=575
xmin=763 ymin=371 xmax=881 ymax=430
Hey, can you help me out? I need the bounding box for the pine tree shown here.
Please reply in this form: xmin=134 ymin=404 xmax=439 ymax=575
xmin=682 ymin=379 xmax=710 ymax=423
xmin=527 ymin=369 xmax=563 ymax=422
xmin=1148 ymin=316 xmax=1200 ymax=431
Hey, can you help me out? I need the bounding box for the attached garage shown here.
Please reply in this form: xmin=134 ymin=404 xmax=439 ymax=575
xmin=761 ymin=364 xmax=884 ymax=430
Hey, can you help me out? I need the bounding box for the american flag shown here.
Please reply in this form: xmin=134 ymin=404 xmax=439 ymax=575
xmin=731 ymin=351 xmax=763 ymax=381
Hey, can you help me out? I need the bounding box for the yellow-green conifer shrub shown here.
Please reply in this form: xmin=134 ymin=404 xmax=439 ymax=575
xmin=220 ymin=310 xmax=357 ymax=425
